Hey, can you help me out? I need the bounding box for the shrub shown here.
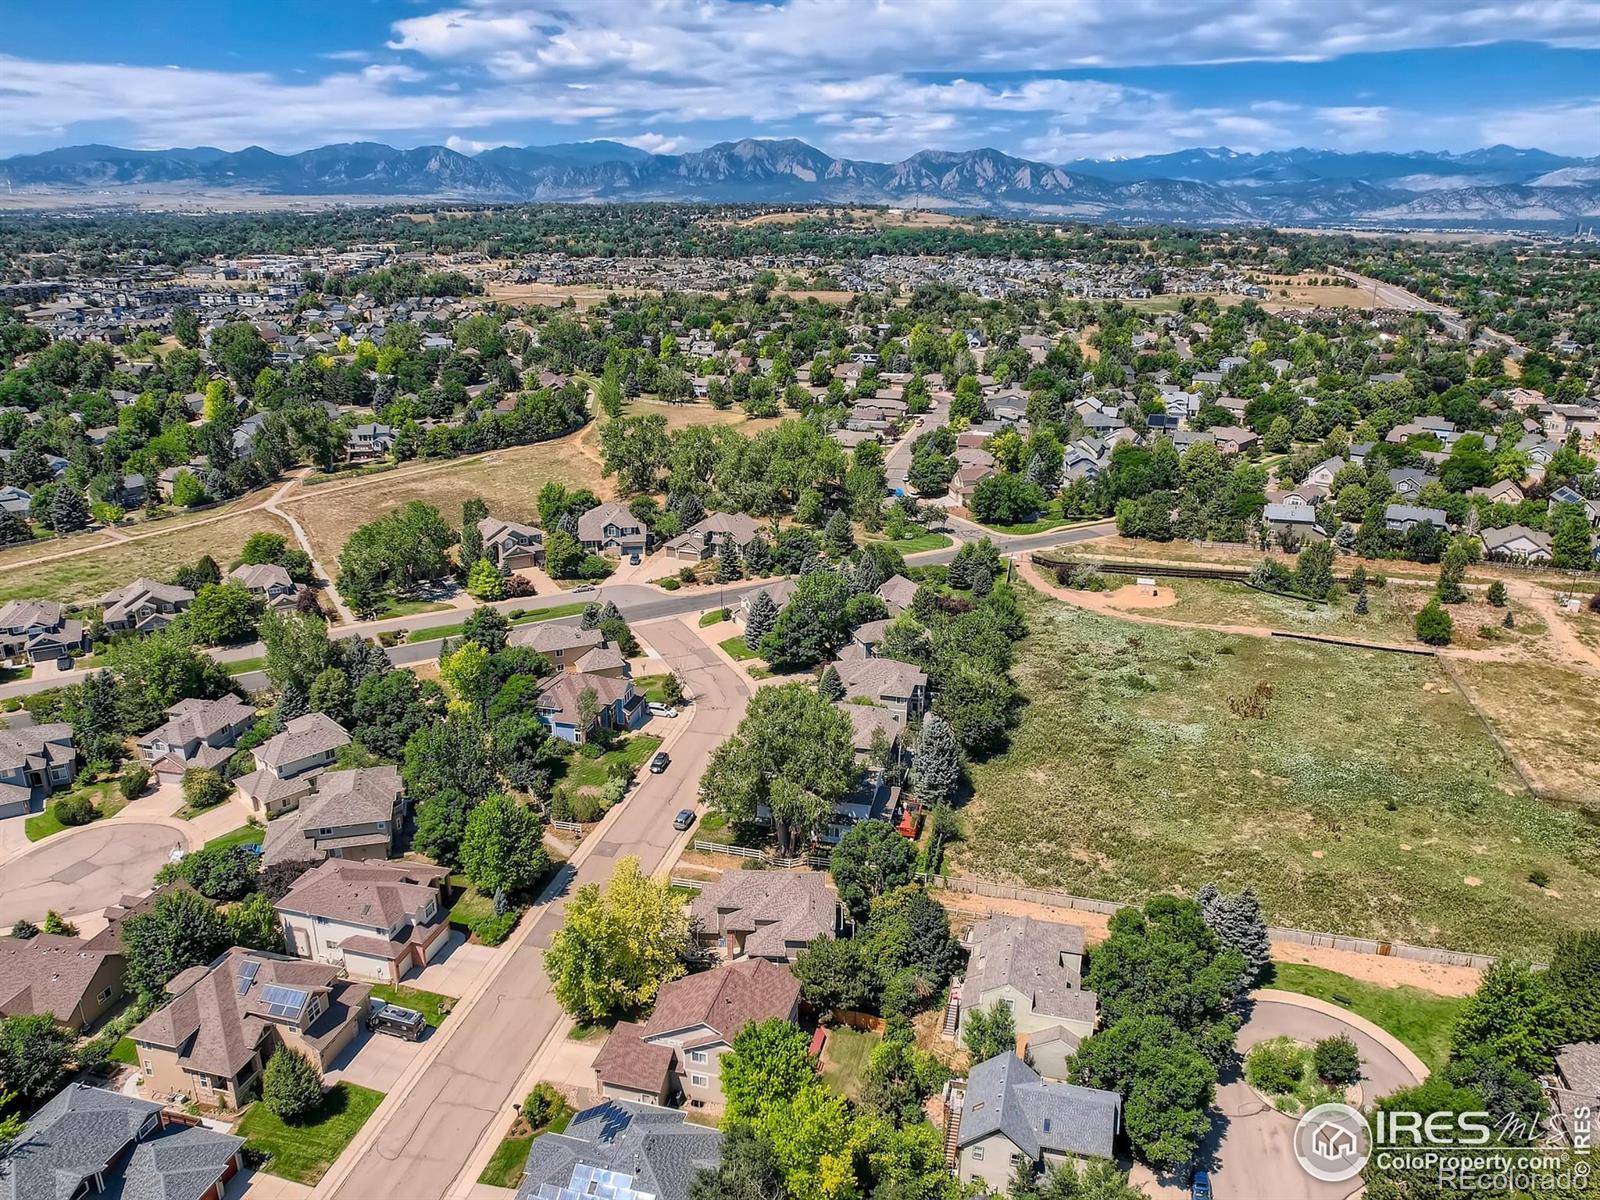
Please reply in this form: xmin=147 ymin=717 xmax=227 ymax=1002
xmin=1245 ymin=1038 xmax=1305 ymax=1095
xmin=659 ymin=578 xmax=680 ymax=591
xmin=11 ymin=919 xmax=39 ymax=939
xmin=41 ymin=911 xmax=77 ymax=936
xmin=1486 ymin=580 xmax=1508 ymax=607
xmin=181 ymin=768 xmax=229 ymax=811
xmin=1313 ymin=1035 xmax=1362 ymax=1085
xmin=1414 ymin=599 xmax=1454 ymax=646
xmin=119 ymin=764 xmax=152 ymax=802
xmin=262 ymin=1046 xmax=324 ymax=1122
xmin=677 ymin=566 xmax=696 ymax=583
xmin=52 ymin=793 xmax=97 ymax=827
xmin=522 ymin=1081 xmax=567 ymax=1129
xmin=1529 ymin=869 xmax=1551 ymax=889
xmin=475 ymin=908 xmax=521 ymax=946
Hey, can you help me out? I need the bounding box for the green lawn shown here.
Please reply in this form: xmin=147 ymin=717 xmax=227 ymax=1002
xmin=977 ymin=500 xmax=1099 ymax=536
xmin=719 ymin=635 xmax=759 ymax=662
xmin=873 ymin=530 xmax=953 ymax=554
xmin=222 ymin=655 xmax=267 ymax=676
xmin=109 ymin=1037 xmax=139 ymax=1065
xmin=236 ymin=1083 xmax=384 ymax=1185
xmin=557 ymin=735 xmax=663 ymax=794
xmin=369 ymin=983 xmax=454 ymax=1028
xmin=632 ymin=675 xmax=675 ymax=704
xmin=24 ymin=779 xmax=124 ymax=842
xmin=423 ymin=602 xmax=589 ymax=643
xmin=372 ymin=599 xmax=453 ymax=620
xmin=698 ymin=608 xmax=729 ymax=627
xmin=205 ymin=824 xmax=265 ymax=850
xmin=956 ymin=587 xmax=1600 ymax=959
xmin=478 ymin=1107 xmax=573 ymax=1188
xmin=449 ymin=886 xmax=497 ymax=933
xmin=819 ymin=1026 xmax=878 ymax=1100
xmin=1267 ymin=962 xmax=1465 ymax=1074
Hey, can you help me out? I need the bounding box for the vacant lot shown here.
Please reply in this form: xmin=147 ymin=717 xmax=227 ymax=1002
xmin=0 ymin=508 xmax=294 ymax=605
xmin=954 ymin=588 xmax=1599 ymax=959
xmin=1447 ymin=660 xmax=1600 ymax=811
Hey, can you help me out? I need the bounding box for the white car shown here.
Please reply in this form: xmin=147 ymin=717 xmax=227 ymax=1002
xmin=649 ymin=703 xmax=679 ymax=718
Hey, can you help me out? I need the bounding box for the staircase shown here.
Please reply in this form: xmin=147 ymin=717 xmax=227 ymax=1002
xmin=942 ymin=1088 xmax=964 ymax=1166
xmin=941 ymin=979 xmax=962 ymax=1039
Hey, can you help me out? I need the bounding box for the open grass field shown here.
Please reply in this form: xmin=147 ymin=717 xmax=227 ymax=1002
xmin=1267 ymin=961 xmax=1464 ymax=1073
xmin=236 ymin=1083 xmax=384 ymax=1185
xmin=1447 ymin=660 xmax=1600 ymax=811
xmin=953 ymin=587 xmax=1600 ymax=959
xmin=0 ymin=508 xmax=295 ymax=606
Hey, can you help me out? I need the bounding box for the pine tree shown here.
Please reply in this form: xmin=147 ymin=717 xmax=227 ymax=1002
xmin=716 ymin=537 xmax=743 ymax=582
xmin=743 ymin=590 xmax=779 ymax=651
xmin=912 ymin=714 xmax=963 ymax=806
xmin=262 ymin=1046 xmax=324 ymax=1122
xmin=817 ymin=664 xmax=845 ymax=702
xmin=50 ymin=486 xmax=91 ymax=533
xmin=823 ymin=509 xmax=855 ymax=558
xmin=744 ymin=534 xmax=772 ymax=577
xmin=274 ymin=681 xmax=308 ymax=727
xmin=1197 ymin=883 xmax=1271 ymax=985
xmin=1353 ymin=588 xmax=1369 ymax=615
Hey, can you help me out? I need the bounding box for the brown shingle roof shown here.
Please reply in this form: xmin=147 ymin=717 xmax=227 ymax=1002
xmin=0 ymin=935 xmax=122 ymax=1024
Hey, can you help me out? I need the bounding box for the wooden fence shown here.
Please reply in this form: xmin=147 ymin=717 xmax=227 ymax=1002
xmin=921 ymin=873 xmax=1499 ymax=970
xmin=692 ymin=840 xmax=830 ymax=870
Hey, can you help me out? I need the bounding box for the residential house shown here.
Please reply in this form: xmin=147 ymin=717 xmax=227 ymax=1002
xmin=275 ymin=858 xmax=450 ymax=985
xmin=1386 ymin=467 xmax=1434 ymax=499
xmin=112 ymin=473 xmax=148 ymax=508
xmin=577 ymin=503 xmax=648 ymax=559
xmin=957 ymin=916 xmax=1099 ymax=1080
xmin=509 ymin=623 xmax=605 ymax=672
xmin=1061 ymin=438 xmax=1109 ymax=484
xmin=955 ymin=1053 xmax=1121 ymax=1192
xmin=0 ymin=598 xmax=87 ymax=664
xmin=534 ymin=672 xmax=645 ymax=743
xmin=825 ymin=702 xmax=906 ymax=843
xmin=227 ymin=562 xmax=299 ymax=611
xmin=260 ymin=765 xmax=406 ymax=869
xmin=846 ymin=618 xmax=891 ymax=659
xmin=664 ymin=512 xmax=763 ymax=562
xmin=1516 ymin=434 xmax=1561 ymax=468
xmin=0 ymin=725 xmax=77 ymax=819
xmin=234 ymin=713 xmax=350 ymax=816
xmin=129 ymin=947 xmax=370 ymax=1109
xmin=138 ymin=696 xmax=258 ymax=781
xmin=689 ymin=871 xmax=842 ymax=963
xmin=830 ymin=658 xmax=928 ymax=718
xmin=875 ymin=574 xmax=918 ymax=617
xmin=347 ymin=423 xmax=395 ymax=462
xmin=478 ymin=516 xmax=544 ymax=570
xmin=1210 ymin=426 xmax=1259 ymax=455
xmin=1387 ymin=416 xmax=1460 ymax=447
xmin=1262 ymin=502 xmax=1324 ymax=543
xmin=1550 ymin=484 xmax=1600 ymax=528
xmin=0 ymin=934 xmax=124 ymax=1031
xmin=1549 ymin=1042 xmax=1600 ymax=1150
xmin=0 ymin=1083 xmax=244 ymax=1200
xmin=100 ymin=577 xmax=195 ymax=634
xmin=1384 ymin=504 xmax=1449 ymax=533
xmin=573 ymin=645 xmax=630 ymax=678
xmin=593 ymin=959 xmax=801 ymax=1110
xmin=1303 ymin=456 xmax=1347 ymax=489
xmin=0 ymin=484 xmax=30 ymax=516
xmin=1470 ymin=479 xmax=1525 ymax=506
xmin=1479 ymin=524 xmax=1554 ymax=563
xmin=516 ymin=1101 xmax=722 ymax=1200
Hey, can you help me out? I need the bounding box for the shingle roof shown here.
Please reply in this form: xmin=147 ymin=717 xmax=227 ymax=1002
xmin=259 ymin=767 xmax=402 ymax=868
xmin=516 ymin=1101 xmax=722 ymax=1200
xmin=510 ymin=624 xmax=605 ymax=656
xmin=640 ymin=959 xmax=799 ymax=1041
xmin=0 ymin=934 xmax=122 ymax=1025
xmin=590 ymin=1021 xmax=676 ymax=1096
xmin=0 ymin=1084 xmax=161 ymax=1200
xmin=837 ymin=702 xmax=904 ymax=754
xmin=689 ymin=872 xmax=838 ymax=958
xmin=227 ymin=562 xmax=293 ymax=592
xmin=964 ymin=915 xmax=1098 ymax=1025
xmin=142 ymin=697 xmax=256 ymax=752
xmin=831 ymin=657 xmax=927 ymax=702
xmin=253 ymin=713 xmax=349 ymax=772
xmin=959 ymin=1053 xmax=1120 ymax=1161
xmin=0 ymin=599 xmax=65 ymax=633
xmin=0 ymin=724 xmax=75 ymax=778
xmin=275 ymin=859 xmax=446 ymax=930
xmin=116 ymin=1123 xmax=243 ymax=1200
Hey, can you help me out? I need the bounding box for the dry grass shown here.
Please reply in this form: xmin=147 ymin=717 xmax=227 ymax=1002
xmin=483 ymin=282 xmax=645 ymax=310
xmin=0 ymin=508 xmax=295 ymax=605
xmin=953 ymin=585 xmax=1600 ymax=959
xmin=1448 ymin=660 xmax=1600 ymax=811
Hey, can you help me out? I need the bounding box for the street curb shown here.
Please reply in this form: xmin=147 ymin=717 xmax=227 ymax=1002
xmin=1251 ymin=989 xmax=1431 ymax=1084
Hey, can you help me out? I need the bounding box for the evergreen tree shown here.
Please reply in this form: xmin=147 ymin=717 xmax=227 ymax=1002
xmin=1353 ymin=588 xmax=1369 ymax=615
xmin=49 ymin=486 xmax=91 ymax=533
xmin=743 ymin=590 xmax=779 ymax=651
xmin=823 ymin=509 xmax=855 ymax=558
xmin=1436 ymin=542 xmax=1469 ymax=604
xmin=817 ymin=664 xmax=845 ymax=702
xmin=716 ymin=536 xmax=743 ymax=582
xmin=911 ymin=714 xmax=963 ymax=807
xmin=1196 ymin=883 xmax=1271 ymax=986
xmin=743 ymin=533 xmax=772 ymax=577
xmin=459 ymin=497 xmax=488 ymax=570
xmin=262 ymin=1046 xmax=324 ymax=1121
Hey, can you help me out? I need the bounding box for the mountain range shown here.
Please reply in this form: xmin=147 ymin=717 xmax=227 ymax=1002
xmin=5 ymin=137 xmax=1600 ymax=228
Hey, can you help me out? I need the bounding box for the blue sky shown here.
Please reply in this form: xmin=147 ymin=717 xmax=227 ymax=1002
xmin=2 ymin=1 xmax=1599 ymax=161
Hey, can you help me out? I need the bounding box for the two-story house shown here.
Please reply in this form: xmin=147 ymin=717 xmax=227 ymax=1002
xmin=128 ymin=947 xmax=369 ymax=1109
xmin=664 ymin=512 xmax=764 ymax=563
xmin=875 ymin=574 xmax=918 ymax=617
xmin=534 ymin=672 xmax=646 ymax=743
xmin=478 ymin=516 xmax=544 ymax=570
xmin=0 ymin=598 xmax=88 ymax=665
xmin=956 ymin=1053 xmax=1121 ymax=1193
xmin=275 ymin=859 xmax=450 ymax=985
xmin=0 ymin=933 xmax=125 ymax=1031
xmin=138 ymin=696 xmax=258 ymax=781
xmin=0 ymin=724 xmax=77 ymax=819
xmin=593 ymin=960 xmax=801 ymax=1110
xmin=830 ymin=658 xmax=929 ymax=718
xmin=234 ymin=713 xmax=350 ymax=815
xmin=100 ymin=577 xmax=195 ymax=635
xmin=688 ymin=872 xmax=842 ymax=964
xmin=577 ymin=502 xmax=649 ymax=559
xmin=509 ymin=623 xmax=606 ymax=671
xmin=516 ymin=1101 xmax=722 ymax=1200
xmin=957 ymin=916 xmax=1100 ymax=1080
xmin=347 ymin=423 xmax=395 ymax=462
xmin=1384 ymin=504 xmax=1449 ymax=533
xmin=226 ymin=563 xmax=300 ymax=611
xmin=260 ymin=766 xmax=407 ymax=869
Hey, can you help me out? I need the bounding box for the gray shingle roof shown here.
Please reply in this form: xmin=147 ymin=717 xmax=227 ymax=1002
xmin=253 ymin=713 xmax=349 ymax=772
xmin=960 ymin=1052 xmax=1120 ymax=1161
xmin=517 ymin=1101 xmax=722 ymax=1200
xmin=113 ymin=1123 xmax=243 ymax=1200
xmin=0 ymin=1083 xmax=161 ymax=1200
xmin=963 ymin=915 xmax=1098 ymax=1025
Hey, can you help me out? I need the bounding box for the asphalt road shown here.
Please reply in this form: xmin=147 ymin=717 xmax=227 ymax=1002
xmin=321 ymin=617 xmax=749 ymax=1200
xmin=0 ymin=822 xmax=186 ymax=927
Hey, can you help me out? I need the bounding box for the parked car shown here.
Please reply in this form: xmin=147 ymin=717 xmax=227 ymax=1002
xmin=573 ymin=584 xmax=597 ymax=593
xmin=368 ymin=1001 xmax=426 ymax=1042
xmin=648 ymin=703 xmax=678 ymax=718
xmin=1189 ymin=1171 xmax=1212 ymax=1200
xmin=649 ymin=750 xmax=671 ymax=774
xmin=629 ymin=552 xmax=641 ymax=565
xmin=673 ymin=809 xmax=696 ymax=831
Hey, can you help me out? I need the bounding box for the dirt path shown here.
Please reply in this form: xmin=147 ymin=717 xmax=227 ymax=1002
xmin=264 ymin=473 xmax=356 ymax=625
xmin=936 ymin=890 xmax=1481 ymax=997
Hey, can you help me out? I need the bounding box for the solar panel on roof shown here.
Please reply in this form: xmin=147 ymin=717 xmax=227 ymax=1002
xmin=260 ymin=983 xmax=309 ymax=1019
xmin=236 ymin=960 xmax=261 ymax=995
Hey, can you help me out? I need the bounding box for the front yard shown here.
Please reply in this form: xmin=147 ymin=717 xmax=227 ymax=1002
xmin=25 ymin=779 xmax=125 ymax=842
xmin=236 ymin=1082 xmax=384 ymax=1185
xmin=955 ymin=586 xmax=1600 ymax=959
xmin=556 ymin=734 xmax=662 ymax=796
xmin=369 ymin=983 xmax=454 ymax=1028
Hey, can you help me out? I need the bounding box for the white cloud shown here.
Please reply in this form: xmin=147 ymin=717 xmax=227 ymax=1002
xmin=445 ymin=135 xmax=495 ymax=154
xmin=615 ymin=133 xmax=684 ymax=154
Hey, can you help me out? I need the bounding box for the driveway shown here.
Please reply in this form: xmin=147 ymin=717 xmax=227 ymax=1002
xmin=1134 ymin=995 xmax=1425 ymax=1200
xmin=0 ymin=822 xmax=186 ymax=927
xmin=406 ymin=931 xmax=497 ymax=999
xmin=325 ymin=1024 xmax=432 ymax=1093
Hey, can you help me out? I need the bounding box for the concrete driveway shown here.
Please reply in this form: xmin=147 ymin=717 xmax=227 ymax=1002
xmin=1135 ymin=995 xmax=1426 ymax=1200
xmin=325 ymin=1024 xmax=432 ymax=1093
xmin=0 ymin=821 xmax=185 ymax=926
xmin=407 ymin=931 xmax=497 ymax=999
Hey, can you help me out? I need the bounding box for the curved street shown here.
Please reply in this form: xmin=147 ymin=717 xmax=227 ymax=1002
xmin=0 ymin=822 xmax=187 ymax=928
